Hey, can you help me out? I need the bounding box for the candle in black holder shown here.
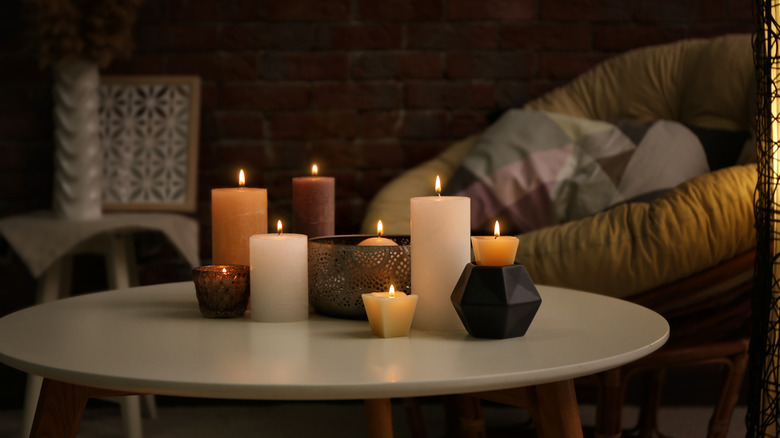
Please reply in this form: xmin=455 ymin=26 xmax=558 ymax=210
xmin=192 ymin=265 xmax=250 ymax=318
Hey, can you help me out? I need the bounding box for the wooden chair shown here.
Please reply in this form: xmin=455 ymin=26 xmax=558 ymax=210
xmin=450 ymin=249 xmax=753 ymax=438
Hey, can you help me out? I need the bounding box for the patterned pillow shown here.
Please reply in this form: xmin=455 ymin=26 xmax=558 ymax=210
xmin=442 ymin=109 xmax=717 ymax=235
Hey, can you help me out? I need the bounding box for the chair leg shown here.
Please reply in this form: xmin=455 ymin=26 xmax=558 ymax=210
xmin=707 ymin=343 xmax=749 ymax=438
xmin=631 ymin=369 xmax=666 ymax=438
xmin=119 ymin=396 xmax=144 ymax=438
xmin=21 ymin=374 xmax=43 ymax=438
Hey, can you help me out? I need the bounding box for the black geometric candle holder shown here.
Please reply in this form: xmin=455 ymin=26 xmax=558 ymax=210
xmin=450 ymin=263 xmax=542 ymax=339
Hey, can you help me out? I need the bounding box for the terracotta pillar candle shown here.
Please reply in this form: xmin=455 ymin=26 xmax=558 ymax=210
xmin=249 ymin=220 xmax=309 ymax=322
xmin=410 ymin=176 xmax=470 ymax=331
xmin=471 ymin=221 xmax=519 ymax=266
xmin=212 ymin=170 xmax=268 ymax=266
xmin=292 ymin=164 xmax=335 ymax=238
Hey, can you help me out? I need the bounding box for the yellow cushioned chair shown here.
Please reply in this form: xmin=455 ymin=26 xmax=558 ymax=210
xmin=363 ymin=34 xmax=755 ymax=438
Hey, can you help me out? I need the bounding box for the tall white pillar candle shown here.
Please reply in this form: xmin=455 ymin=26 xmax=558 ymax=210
xmin=249 ymin=224 xmax=309 ymax=322
xmin=410 ymin=182 xmax=470 ymax=331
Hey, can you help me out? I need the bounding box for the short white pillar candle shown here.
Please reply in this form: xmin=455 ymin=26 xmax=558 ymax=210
xmin=249 ymin=222 xmax=309 ymax=322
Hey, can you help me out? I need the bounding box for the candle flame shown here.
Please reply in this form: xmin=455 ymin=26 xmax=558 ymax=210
xmin=377 ymin=220 xmax=384 ymax=237
xmin=222 ymin=268 xmax=227 ymax=274
xmin=435 ymin=175 xmax=441 ymax=196
xmin=238 ymin=169 xmax=246 ymax=187
xmin=312 ymin=164 xmax=318 ymax=175
xmin=389 ymin=284 xmax=395 ymax=298
xmin=494 ymin=220 xmax=501 ymax=238
xmin=277 ymin=220 xmax=283 ymax=234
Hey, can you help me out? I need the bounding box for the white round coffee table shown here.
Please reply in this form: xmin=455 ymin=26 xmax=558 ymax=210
xmin=0 ymin=282 xmax=668 ymax=437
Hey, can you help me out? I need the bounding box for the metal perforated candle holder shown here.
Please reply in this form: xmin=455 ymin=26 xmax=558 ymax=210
xmin=308 ymin=235 xmax=411 ymax=319
xmin=192 ymin=265 xmax=250 ymax=318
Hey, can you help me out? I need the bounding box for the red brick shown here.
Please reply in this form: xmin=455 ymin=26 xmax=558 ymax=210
xmin=136 ymin=24 xmax=220 ymax=51
xmin=592 ymin=25 xmax=687 ymax=51
xmin=407 ymin=23 xmax=500 ymax=49
xmin=496 ymin=82 xmax=532 ymax=108
xmin=632 ymin=0 xmax=697 ymax=23
xmin=204 ymin=113 xmax=265 ymax=140
xmin=168 ymin=53 xmax=257 ymax=81
xmin=352 ymin=53 xmax=443 ymax=80
xmin=501 ymin=23 xmax=592 ymax=50
xmin=541 ymin=0 xmax=631 ymax=21
xmin=357 ymin=111 xmax=404 ymax=138
xmin=311 ymin=83 xmax=401 ymax=110
xmin=262 ymin=0 xmax=350 ymax=21
xmin=689 ymin=23 xmax=754 ymax=38
xmin=325 ymin=24 xmax=404 ymax=50
xmin=399 ymin=111 xmax=449 ymax=138
xmin=728 ymin=0 xmax=752 ymax=21
xmin=269 ymin=111 xmax=358 ymax=139
xmin=451 ymin=111 xmax=490 ymax=138
xmin=212 ymin=141 xmax=270 ymax=174
xmin=538 ymin=52 xmax=611 ymax=80
xmin=447 ymin=51 xmax=537 ymax=79
xmin=359 ymin=140 xmax=405 ymax=169
xmin=106 ymin=55 xmax=167 ymax=75
xmin=311 ymin=140 xmax=360 ymax=168
xmin=359 ymin=169 xmax=404 ymax=200
xmin=405 ymin=81 xmax=496 ymax=109
xmin=335 ymin=199 xmax=367 ymax=234
xmin=222 ymin=23 xmax=311 ymax=50
xmin=259 ymin=53 xmax=349 ymax=80
xmin=220 ymin=84 xmax=309 ymax=110
xmin=268 ymin=141 xmax=310 ymax=170
xmin=402 ymin=140 xmax=452 ymax=167
xmin=447 ymin=0 xmax=536 ymax=20
xmin=357 ymin=0 xmax=443 ymax=20
xmin=168 ymin=0 xmax=260 ymax=21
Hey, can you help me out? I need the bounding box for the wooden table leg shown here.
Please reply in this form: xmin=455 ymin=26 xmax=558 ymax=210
xmin=30 ymin=378 xmax=137 ymax=438
xmin=364 ymin=398 xmax=394 ymax=438
xmin=532 ymin=379 xmax=584 ymax=438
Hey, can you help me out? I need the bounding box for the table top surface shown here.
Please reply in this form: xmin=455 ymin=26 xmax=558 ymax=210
xmin=0 ymin=282 xmax=668 ymax=401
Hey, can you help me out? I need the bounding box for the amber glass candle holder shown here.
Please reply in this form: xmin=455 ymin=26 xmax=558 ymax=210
xmin=192 ymin=265 xmax=250 ymax=318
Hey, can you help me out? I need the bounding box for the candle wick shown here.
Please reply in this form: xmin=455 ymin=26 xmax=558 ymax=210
xmin=494 ymin=235 xmax=498 ymax=239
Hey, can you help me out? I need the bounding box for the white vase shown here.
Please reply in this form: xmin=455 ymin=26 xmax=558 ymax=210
xmin=51 ymin=60 xmax=103 ymax=220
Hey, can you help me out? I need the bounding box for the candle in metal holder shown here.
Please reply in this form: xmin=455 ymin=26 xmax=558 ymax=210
xmin=192 ymin=265 xmax=250 ymax=318
xmin=308 ymin=235 xmax=411 ymax=319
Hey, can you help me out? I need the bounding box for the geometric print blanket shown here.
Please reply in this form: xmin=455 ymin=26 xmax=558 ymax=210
xmin=443 ymin=109 xmax=712 ymax=234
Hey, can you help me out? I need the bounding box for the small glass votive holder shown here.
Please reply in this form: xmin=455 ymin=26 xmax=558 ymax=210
xmin=192 ymin=265 xmax=250 ymax=318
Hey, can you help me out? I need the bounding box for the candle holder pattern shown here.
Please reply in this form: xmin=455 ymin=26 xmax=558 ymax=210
xmin=450 ymin=263 xmax=542 ymax=339
xmin=192 ymin=265 xmax=250 ymax=318
xmin=308 ymin=235 xmax=411 ymax=319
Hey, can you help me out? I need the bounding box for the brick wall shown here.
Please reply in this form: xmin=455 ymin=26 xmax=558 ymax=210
xmin=0 ymin=0 xmax=753 ymax=305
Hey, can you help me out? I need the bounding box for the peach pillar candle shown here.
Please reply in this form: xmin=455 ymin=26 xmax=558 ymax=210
xmin=212 ymin=170 xmax=267 ymax=266
xmin=358 ymin=220 xmax=399 ymax=246
xmin=410 ymin=176 xmax=470 ymax=331
xmin=471 ymin=221 xmax=519 ymax=266
xmin=249 ymin=220 xmax=309 ymax=322
xmin=292 ymin=164 xmax=335 ymax=238
xmin=362 ymin=285 xmax=418 ymax=338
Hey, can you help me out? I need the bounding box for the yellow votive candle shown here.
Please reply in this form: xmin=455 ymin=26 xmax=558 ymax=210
xmin=362 ymin=286 xmax=418 ymax=338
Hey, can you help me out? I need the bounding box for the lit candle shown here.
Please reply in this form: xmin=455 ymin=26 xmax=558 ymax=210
xmin=249 ymin=220 xmax=309 ymax=322
xmin=471 ymin=221 xmax=519 ymax=266
xmin=410 ymin=175 xmax=470 ymax=331
xmin=292 ymin=164 xmax=335 ymax=238
xmin=362 ymin=285 xmax=419 ymax=338
xmin=358 ymin=220 xmax=399 ymax=246
xmin=212 ymin=170 xmax=268 ymax=266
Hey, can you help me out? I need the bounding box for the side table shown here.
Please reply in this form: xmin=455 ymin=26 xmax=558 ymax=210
xmin=0 ymin=210 xmax=200 ymax=438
